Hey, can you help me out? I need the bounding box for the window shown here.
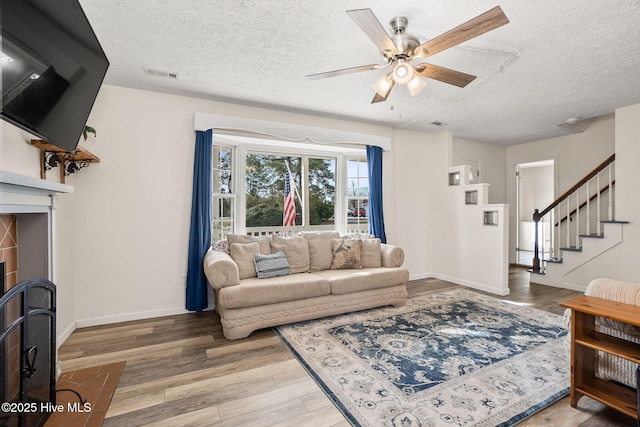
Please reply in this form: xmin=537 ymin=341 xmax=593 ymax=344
xmin=245 ymin=151 xmax=335 ymax=231
xmin=346 ymin=158 xmax=369 ymax=233
xmin=208 ymin=136 xmax=363 ymax=238
xmin=211 ymin=145 xmax=235 ymax=241
xmin=308 ymin=157 xmax=336 ymax=226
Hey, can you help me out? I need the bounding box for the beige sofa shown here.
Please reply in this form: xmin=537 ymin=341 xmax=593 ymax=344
xmin=203 ymin=231 xmax=409 ymax=340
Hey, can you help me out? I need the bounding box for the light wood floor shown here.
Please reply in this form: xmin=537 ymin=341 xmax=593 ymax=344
xmin=57 ymin=267 xmax=637 ymax=426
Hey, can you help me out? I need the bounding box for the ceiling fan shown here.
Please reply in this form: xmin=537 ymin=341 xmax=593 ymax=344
xmin=306 ymin=6 xmax=509 ymax=103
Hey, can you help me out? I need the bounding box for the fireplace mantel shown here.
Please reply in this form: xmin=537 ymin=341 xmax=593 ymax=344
xmin=0 ymin=171 xmax=73 ymax=214
xmin=1 ymin=171 xmax=73 ymax=287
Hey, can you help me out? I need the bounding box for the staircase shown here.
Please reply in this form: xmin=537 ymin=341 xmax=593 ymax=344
xmin=529 ymin=154 xmax=628 ymax=288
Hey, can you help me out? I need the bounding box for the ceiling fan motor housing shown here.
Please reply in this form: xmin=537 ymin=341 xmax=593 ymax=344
xmin=385 ymin=16 xmax=420 ymax=60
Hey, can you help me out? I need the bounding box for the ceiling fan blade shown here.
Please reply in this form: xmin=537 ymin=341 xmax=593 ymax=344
xmin=371 ymin=80 xmax=395 ymax=103
xmin=347 ymin=8 xmax=399 ymax=56
xmin=416 ymin=6 xmax=509 ymax=58
xmin=414 ymin=63 xmax=477 ymax=88
xmin=306 ymin=64 xmax=381 ymax=80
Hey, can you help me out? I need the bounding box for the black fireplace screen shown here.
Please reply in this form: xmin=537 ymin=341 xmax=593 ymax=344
xmin=0 ymin=278 xmax=56 ymax=427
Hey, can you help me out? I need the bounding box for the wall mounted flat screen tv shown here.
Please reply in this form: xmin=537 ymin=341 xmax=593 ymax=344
xmin=1 ymin=0 xmax=109 ymax=152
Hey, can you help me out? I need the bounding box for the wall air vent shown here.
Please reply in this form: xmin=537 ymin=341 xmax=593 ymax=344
xmin=143 ymin=67 xmax=180 ymax=79
xmin=430 ymin=121 xmax=448 ymax=127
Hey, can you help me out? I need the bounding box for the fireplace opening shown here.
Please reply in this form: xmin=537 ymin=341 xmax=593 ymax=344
xmin=0 ymin=278 xmax=56 ymax=427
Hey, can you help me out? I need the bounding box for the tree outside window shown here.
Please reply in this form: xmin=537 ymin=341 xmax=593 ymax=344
xmin=245 ymin=152 xmax=335 ymax=229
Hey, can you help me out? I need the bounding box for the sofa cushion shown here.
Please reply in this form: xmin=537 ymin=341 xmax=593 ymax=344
xmin=314 ymin=267 xmax=409 ymax=295
xmin=218 ymin=273 xmax=331 ymax=309
xmin=331 ymin=239 xmax=362 ymax=270
xmin=304 ymin=231 xmax=340 ymax=271
xmin=361 ymin=238 xmax=382 ymax=268
xmin=229 ymin=242 xmax=261 ymax=279
xmin=227 ymin=234 xmax=271 ymax=254
xmin=271 ymin=234 xmax=310 ymax=273
xmin=254 ymin=251 xmax=291 ymax=279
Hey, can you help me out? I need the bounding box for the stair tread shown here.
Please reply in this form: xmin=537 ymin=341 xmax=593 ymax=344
xmin=543 ymin=258 xmax=563 ymax=263
xmin=527 ymin=269 xmax=545 ymax=275
xmin=601 ymin=220 xmax=629 ymax=224
xmin=560 ymin=246 xmax=582 ymax=252
xmin=580 ymin=234 xmax=604 ymax=238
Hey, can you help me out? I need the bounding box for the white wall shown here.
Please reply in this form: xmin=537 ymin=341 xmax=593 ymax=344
xmin=453 ymin=138 xmax=507 ymax=204
xmin=391 ymin=129 xmax=440 ymax=278
xmin=430 ymin=137 xmax=510 ymax=295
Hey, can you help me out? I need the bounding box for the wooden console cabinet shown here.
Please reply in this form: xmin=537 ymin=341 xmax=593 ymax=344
xmin=560 ymin=295 xmax=640 ymax=419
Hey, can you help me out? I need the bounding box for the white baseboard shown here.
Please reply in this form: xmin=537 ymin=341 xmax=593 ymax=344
xmin=409 ymin=272 xmax=432 ymax=281
xmin=57 ymin=322 xmax=77 ymax=348
xmin=75 ymin=306 xmax=210 ymax=329
xmin=431 ymin=273 xmax=510 ymax=296
xmin=561 ymin=282 xmax=588 ymax=292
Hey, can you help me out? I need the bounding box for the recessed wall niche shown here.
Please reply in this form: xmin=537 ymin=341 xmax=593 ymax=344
xmin=465 ymin=190 xmax=478 ymax=205
xmin=484 ymin=210 xmax=499 ymax=226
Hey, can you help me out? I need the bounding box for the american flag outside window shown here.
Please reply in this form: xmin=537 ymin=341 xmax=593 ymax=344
xmin=283 ymin=167 xmax=297 ymax=226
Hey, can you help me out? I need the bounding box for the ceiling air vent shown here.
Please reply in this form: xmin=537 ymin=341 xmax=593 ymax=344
xmin=143 ymin=67 xmax=179 ymax=79
xmin=430 ymin=121 xmax=448 ymax=127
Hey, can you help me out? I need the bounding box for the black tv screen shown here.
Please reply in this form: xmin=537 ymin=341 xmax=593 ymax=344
xmin=1 ymin=0 xmax=109 ymax=152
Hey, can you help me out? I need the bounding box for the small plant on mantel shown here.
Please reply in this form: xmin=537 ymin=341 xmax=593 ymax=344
xmin=82 ymin=125 xmax=96 ymax=141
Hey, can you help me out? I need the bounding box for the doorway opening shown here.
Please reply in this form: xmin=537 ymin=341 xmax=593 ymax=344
xmin=515 ymin=159 xmax=554 ymax=267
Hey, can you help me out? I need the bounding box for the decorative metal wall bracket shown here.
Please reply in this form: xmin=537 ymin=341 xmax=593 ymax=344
xmin=64 ymin=160 xmax=91 ymax=176
xmin=31 ymin=140 xmax=100 ymax=183
xmin=43 ymin=152 xmax=62 ymax=171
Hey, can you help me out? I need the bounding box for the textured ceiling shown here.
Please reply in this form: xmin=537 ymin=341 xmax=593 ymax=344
xmin=79 ymin=0 xmax=640 ymax=145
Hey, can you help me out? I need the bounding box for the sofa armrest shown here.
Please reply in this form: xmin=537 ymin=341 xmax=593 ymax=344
xmin=381 ymin=244 xmax=405 ymax=268
xmin=203 ymin=248 xmax=240 ymax=290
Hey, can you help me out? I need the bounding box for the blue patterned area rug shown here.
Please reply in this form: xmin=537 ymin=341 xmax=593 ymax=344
xmin=275 ymin=289 xmax=569 ymax=427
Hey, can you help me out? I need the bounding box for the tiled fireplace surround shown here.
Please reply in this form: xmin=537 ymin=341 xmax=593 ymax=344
xmin=0 ymin=214 xmax=18 ymax=291
xmin=0 ymin=172 xmax=72 ymax=386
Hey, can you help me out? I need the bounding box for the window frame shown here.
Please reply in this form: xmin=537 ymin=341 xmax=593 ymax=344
xmin=345 ymin=156 xmax=370 ymax=234
xmin=211 ymin=144 xmax=236 ymax=242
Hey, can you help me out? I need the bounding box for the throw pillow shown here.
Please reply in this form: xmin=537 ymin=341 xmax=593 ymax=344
xmin=211 ymin=239 xmax=230 ymax=254
xmin=229 ymin=242 xmax=261 ymax=279
xmin=331 ymin=239 xmax=363 ymax=270
xmin=253 ymin=251 xmax=291 ymax=279
xmin=227 ymin=234 xmax=271 ymax=254
xmin=304 ymin=231 xmax=340 ymax=271
xmin=361 ymin=238 xmax=382 ymax=268
xmin=271 ymin=234 xmax=311 ymax=273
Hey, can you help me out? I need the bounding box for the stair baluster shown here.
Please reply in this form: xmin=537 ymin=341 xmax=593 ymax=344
xmin=597 ymin=172 xmax=602 ymax=235
xmin=575 ymin=190 xmax=580 ymax=246
xmin=565 ymin=198 xmax=571 ymax=248
xmin=586 ymin=180 xmax=591 ymax=235
xmin=608 ymin=163 xmax=613 ymax=220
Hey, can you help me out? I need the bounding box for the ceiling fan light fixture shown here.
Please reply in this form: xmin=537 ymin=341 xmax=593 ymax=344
xmin=372 ymin=74 xmax=394 ymax=97
xmin=392 ymin=62 xmax=413 ymax=85
xmin=406 ymin=75 xmax=427 ymax=96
